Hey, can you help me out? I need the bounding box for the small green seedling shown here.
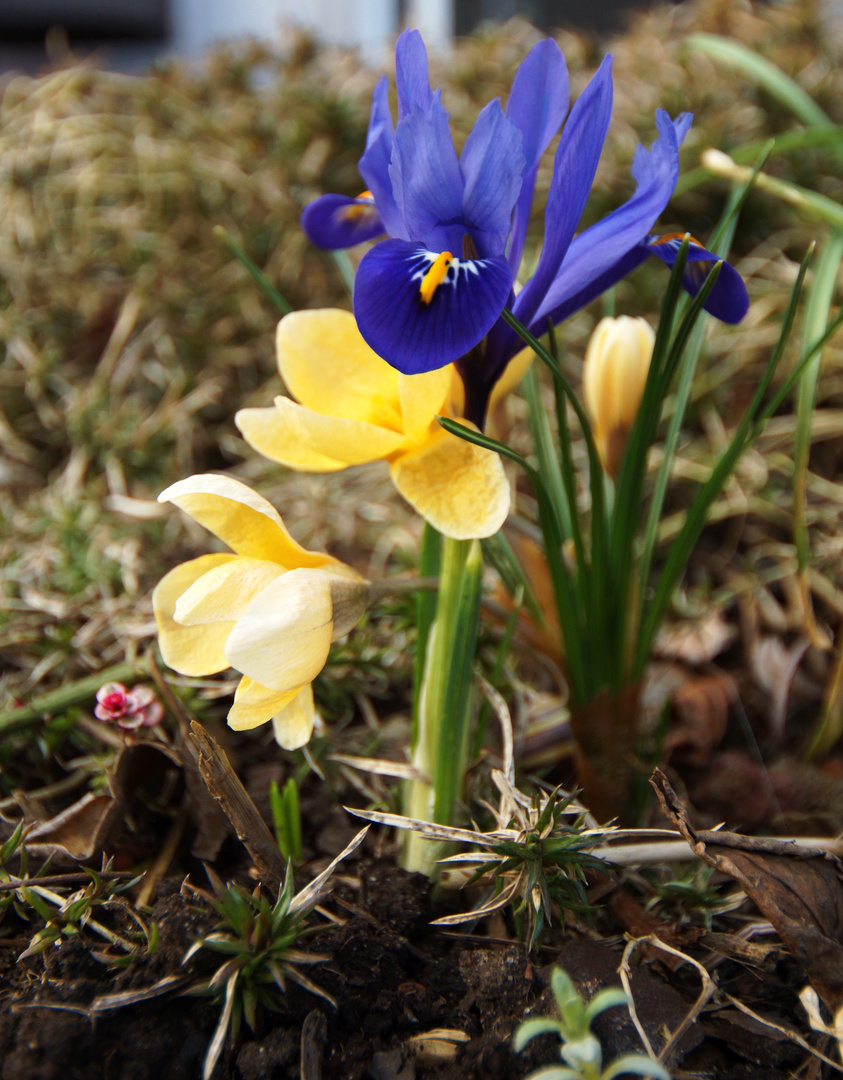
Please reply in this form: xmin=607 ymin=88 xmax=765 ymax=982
xmin=269 ymin=777 xmax=303 ymax=863
xmin=184 ymin=825 xmax=367 ymax=1080
xmin=514 ymin=966 xmax=671 ymax=1080
xmin=17 ymin=859 xmax=146 ymax=960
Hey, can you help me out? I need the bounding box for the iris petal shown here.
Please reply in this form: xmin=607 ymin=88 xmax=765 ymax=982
xmin=300 ymin=193 xmax=384 ymax=250
xmin=505 ymin=38 xmax=570 ymax=273
xmin=515 ymin=54 xmax=614 ymax=331
xmin=460 ymin=100 xmax=524 ymax=258
xmin=395 ymin=28 xmax=433 ymax=120
xmin=532 ymin=109 xmax=691 ymax=328
xmin=647 ymin=236 xmax=749 ymax=323
xmin=354 ymin=239 xmax=513 ymax=374
xmin=390 ymin=93 xmax=464 ymax=253
xmin=359 ymin=76 xmax=406 ymax=240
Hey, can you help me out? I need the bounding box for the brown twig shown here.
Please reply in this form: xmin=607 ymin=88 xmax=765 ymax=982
xmin=0 ymin=871 xmax=134 ymax=892
xmin=188 ymin=720 xmax=285 ymax=891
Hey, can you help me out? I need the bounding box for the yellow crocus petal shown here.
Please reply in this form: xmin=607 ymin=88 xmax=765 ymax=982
xmin=390 ymin=426 xmax=510 ymax=540
xmin=489 ymin=345 xmax=534 ymax=408
xmin=224 ymin=568 xmax=334 ymax=692
xmin=259 ymin=396 xmax=408 ymax=467
xmin=228 ymin=677 xmax=303 ymax=730
xmin=276 ymin=309 xmax=402 ymax=430
xmin=158 ymin=473 xmax=334 ymax=569
xmin=174 ymin=558 xmax=285 ymax=625
xmin=153 ymin=554 xmax=238 ymax=676
xmin=398 ymin=366 xmax=452 ymax=444
xmin=583 ymin=316 xmax=654 ymax=478
xmin=271 ymin=684 xmax=316 ymax=749
xmin=235 ymin=406 xmax=348 ymax=472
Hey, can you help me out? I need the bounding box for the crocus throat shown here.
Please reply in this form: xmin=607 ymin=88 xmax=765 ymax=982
xmin=419 ymin=251 xmax=453 ymax=305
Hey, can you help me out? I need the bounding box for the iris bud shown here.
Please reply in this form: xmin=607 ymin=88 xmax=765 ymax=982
xmin=582 ymin=316 xmax=655 ymax=480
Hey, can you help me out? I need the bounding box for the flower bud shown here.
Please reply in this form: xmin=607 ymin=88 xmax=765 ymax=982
xmin=582 ymin=316 xmax=655 ymax=479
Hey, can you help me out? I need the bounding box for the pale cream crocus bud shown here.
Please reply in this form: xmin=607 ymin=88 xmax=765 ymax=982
xmin=582 ymin=315 xmax=655 ymax=480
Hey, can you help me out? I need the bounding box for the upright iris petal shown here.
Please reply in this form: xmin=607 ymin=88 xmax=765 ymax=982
xmin=505 ymin=38 xmax=569 ymax=274
xmin=459 ymin=100 xmax=525 ymax=258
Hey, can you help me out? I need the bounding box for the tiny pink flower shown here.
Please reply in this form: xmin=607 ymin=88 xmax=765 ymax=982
xmin=94 ymin=682 xmax=164 ymax=729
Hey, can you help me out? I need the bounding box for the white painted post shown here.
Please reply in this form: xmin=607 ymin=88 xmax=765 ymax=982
xmin=404 ymin=0 xmax=454 ymax=49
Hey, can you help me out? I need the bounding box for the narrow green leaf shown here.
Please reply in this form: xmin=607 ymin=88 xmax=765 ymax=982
xmin=635 ymin=244 xmax=813 ymax=673
xmin=213 ymin=225 xmax=293 ymax=315
xmin=793 ymin=230 xmax=843 ymax=572
xmin=437 ymin=416 xmax=587 ymax=700
xmin=413 ymin=522 xmax=441 ymax=736
xmin=685 ymin=34 xmax=833 ymax=128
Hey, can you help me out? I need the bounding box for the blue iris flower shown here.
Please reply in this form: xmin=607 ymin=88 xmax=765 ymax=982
xmin=302 ymin=30 xmax=748 ymax=428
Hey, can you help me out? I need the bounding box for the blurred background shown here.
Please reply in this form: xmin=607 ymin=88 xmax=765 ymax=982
xmin=0 ymin=0 xmax=681 ymax=71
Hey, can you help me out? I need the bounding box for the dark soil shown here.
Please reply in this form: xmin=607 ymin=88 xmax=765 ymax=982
xmin=0 ymin=832 xmax=819 ymax=1080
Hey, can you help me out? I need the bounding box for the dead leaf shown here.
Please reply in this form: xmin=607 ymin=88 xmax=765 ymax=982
xmin=653 ymin=768 xmax=843 ymax=1013
xmin=25 ymin=793 xmax=121 ymax=862
xmin=664 ymin=671 xmax=737 ymax=768
xmin=655 ymin=609 xmax=737 ymax=665
xmin=749 ymin=634 xmax=810 ymax=741
xmin=10 ymin=740 xmax=229 ymax=865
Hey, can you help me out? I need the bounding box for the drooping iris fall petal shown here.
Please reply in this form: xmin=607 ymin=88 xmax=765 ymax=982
xmin=353 ymin=241 xmax=513 ymax=374
xmin=300 ymin=193 xmax=383 ymax=250
xmin=646 ymin=234 xmax=749 ymax=324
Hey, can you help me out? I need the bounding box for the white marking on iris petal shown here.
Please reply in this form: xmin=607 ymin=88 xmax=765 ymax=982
xmin=409 ymin=249 xmax=482 ymax=294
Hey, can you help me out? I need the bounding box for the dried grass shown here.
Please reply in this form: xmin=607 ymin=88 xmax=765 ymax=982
xmin=2 ymin=0 xmax=843 ymax=715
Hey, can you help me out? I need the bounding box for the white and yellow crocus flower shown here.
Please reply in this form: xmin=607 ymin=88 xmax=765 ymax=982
xmin=582 ymin=315 xmax=655 ymax=480
xmin=234 ymin=309 xmax=511 ymax=541
xmin=152 ymin=474 xmax=367 ymax=749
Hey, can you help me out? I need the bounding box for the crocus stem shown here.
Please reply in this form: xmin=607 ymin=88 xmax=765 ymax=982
xmin=403 ymin=536 xmax=484 ymax=875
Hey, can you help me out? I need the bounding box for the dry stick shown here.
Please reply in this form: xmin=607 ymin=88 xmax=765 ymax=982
xmin=188 ymin=720 xmax=285 ymax=892
xmin=300 ymin=1009 xmax=328 ymax=1080
xmin=146 ymin=650 xmax=193 ymax=742
xmin=0 ymin=768 xmax=96 ymax=813
xmin=134 ymin=799 xmax=190 ymax=909
xmin=722 ymin=992 xmax=843 ymax=1076
xmin=621 ymin=934 xmax=717 ymax=1067
xmin=0 ymin=870 xmax=133 ymax=892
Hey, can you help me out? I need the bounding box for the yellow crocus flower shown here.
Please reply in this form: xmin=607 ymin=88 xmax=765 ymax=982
xmin=582 ymin=315 xmax=655 ymax=480
xmin=234 ymin=309 xmax=511 ymax=541
xmin=152 ymin=473 xmax=367 ymax=749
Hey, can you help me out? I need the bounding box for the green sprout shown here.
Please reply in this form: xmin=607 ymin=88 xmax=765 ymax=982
xmin=0 ymin=820 xmax=30 ymax=922
xmin=184 ymin=826 xmax=367 ymax=1080
xmin=445 ymin=783 xmax=608 ymax=951
xmin=645 ymin=864 xmax=742 ymax=932
xmin=514 ymin=967 xmax=671 ymax=1080
xmin=17 ymin=860 xmax=147 ymax=961
xmin=353 ymin=772 xmax=613 ymax=952
xmin=269 ymin=777 xmax=303 ymax=863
